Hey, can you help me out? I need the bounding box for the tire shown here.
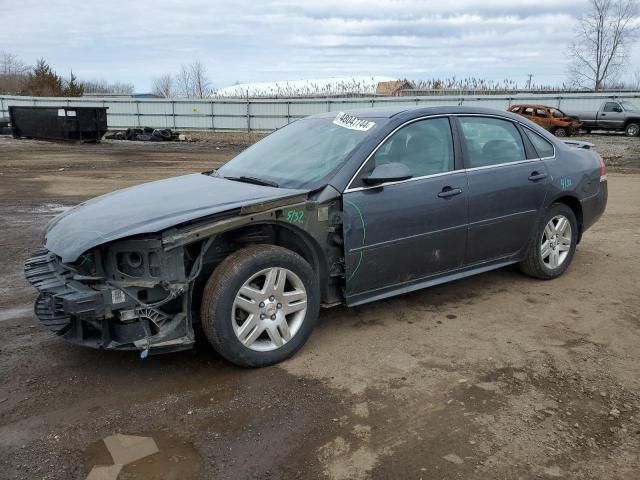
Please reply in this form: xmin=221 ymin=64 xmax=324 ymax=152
xmin=135 ymin=134 xmax=151 ymax=141
xmin=151 ymin=129 xmax=171 ymax=140
xmin=625 ymin=122 xmax=640 ymax=137
xmin=519 ymin=203 xmax=578 ymax=280
xmin=200 ymin=244 xmax=320 ymax=367
xmin=553 ymin=127 xmax=567 ymax=137
xmin=126 ymin=128 xmax=142 ymax=140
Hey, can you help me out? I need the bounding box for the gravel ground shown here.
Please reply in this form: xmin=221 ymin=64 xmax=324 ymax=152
xmin=0 ymin=134 xmax=639 ymax=480
xmin=571 ymin=133 xmax=640 ymax=172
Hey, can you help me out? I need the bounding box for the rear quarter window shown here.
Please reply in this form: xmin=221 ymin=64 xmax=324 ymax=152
xmin=523 ymin=128 xmax=555 ymax=158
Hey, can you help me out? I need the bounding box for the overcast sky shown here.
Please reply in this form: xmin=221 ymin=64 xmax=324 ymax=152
xmin=1 ymin=0 xmax=638 ymax=91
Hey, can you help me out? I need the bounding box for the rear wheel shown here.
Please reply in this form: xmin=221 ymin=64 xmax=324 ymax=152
xmin=625 ymin=122 xmax=640 ymax=137
xmin=553 ymin=127 xmax=567 ymax=137
xmin=519 ymin=203 xmax=578 ymax=280
xmin=200 ymin=245 xmax=320 ymax=367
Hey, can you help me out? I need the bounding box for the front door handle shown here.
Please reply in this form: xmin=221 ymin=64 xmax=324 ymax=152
xmin=528 ymin=171 xmax=548 ymax=182
xmin=438 ymin=186 xmax=463 ymax=198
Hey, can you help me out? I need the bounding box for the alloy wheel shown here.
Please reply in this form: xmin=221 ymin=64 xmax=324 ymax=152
xmin=232 ymin=267 xmax=307 ymax=352
xmin=541 ymin=215 xmax=572 ymax=269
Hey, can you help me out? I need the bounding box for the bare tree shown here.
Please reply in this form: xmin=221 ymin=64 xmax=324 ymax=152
xmin=189 ymin=61 xmax=212 ymax=98
xmin=175 ymin=64 xmax=191 ymax=97
xmin=152 ymin=73 xmax=174 ymax=98
xmin=0 ymin=52 xmax=30 ymax=93
xmin=83 ymin=80 xmax=134 ymax=95
xmin=0 ymin=52 xmax=29 ymax=75
xmin=175 ymin=61 xmax=212 ymax=98
xmin=569 ymin=0 xmax=639 ymax=91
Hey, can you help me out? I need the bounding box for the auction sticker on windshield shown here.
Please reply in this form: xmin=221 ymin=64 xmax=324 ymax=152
xmin=333 ymin=112 xmax=376 ymax=131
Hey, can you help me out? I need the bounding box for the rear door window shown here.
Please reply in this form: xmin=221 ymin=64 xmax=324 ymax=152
xmin=458 ymin=117 xmax=526 ymax=168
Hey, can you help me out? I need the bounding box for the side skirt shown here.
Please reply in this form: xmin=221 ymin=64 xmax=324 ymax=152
xmin=345 ymin=257 xmax=520 ymax=307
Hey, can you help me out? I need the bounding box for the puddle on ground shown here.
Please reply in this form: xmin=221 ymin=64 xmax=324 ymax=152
xmin=75 ymin=367 xmax=349 ymax=479
xmin=84 ymin=431 xmax=203 ymax=480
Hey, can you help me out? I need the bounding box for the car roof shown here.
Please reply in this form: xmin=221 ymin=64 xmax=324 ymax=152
xmin=511 ymin=104 xmax=555 ymax=109
xmin=311 ymin=105 xmax=528 ymax=123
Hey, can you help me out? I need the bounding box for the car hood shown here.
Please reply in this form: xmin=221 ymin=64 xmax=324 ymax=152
xmin=45 ymin=173 xmax=308 ymax=262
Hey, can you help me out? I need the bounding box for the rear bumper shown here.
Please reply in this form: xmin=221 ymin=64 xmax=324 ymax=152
xmin=24 ymin=249 xmax=193 ymax=353
xmin=581 ymin=179 xmax=608 ymax=233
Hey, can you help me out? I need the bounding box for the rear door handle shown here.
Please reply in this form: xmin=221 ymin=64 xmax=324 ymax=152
xmin=438 ymin=186 xmax=463 ymax=198
xmin=528 ymin=171 xmax=548 ymax=182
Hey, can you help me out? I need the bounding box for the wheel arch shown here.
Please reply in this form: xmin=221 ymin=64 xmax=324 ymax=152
xmin=548 ymin=194 xmax=584 ymax=243
xmin=624 ymin=118 xmax=640 ymax=135
xmin=193 ymin=220 xmax=330 ymax=306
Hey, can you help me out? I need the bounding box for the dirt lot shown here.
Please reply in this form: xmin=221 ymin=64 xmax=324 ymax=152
xmin=0 ymin=134 xmax=639 ymax=480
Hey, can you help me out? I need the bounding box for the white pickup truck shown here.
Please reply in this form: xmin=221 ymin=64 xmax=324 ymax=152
xmin=566 ymin=100 xmax=640 ymax=137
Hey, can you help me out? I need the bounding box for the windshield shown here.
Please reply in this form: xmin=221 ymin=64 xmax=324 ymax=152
xmin=217 ymin=116 xmax=382 ymax=189
xmin=621 ymin=102 xmax=638 ymax=111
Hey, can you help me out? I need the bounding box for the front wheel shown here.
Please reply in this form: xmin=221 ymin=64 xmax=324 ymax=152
xmin=625 ymin=122 xmax=640 ymax=137
xmin=200 ymin=244 xmax=320 ymax=367
xmin=519 ymin=203 xmax=578 ymax=280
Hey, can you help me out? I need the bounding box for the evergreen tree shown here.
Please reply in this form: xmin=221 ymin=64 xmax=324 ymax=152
xmin=24 ymin=59 xmax=62 ymax=96
xmin=62 ymin=70 xmax=84 ymax=97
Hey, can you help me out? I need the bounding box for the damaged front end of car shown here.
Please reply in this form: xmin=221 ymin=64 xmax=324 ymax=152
xmin=25 ymin=236 xmax=198 ymax=355
xmin=23 ymin=184 xmax=342 ymax=356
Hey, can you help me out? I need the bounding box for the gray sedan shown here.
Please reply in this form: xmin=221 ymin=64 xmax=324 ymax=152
xmin=25 ymin=106 xmax=608 ymax=367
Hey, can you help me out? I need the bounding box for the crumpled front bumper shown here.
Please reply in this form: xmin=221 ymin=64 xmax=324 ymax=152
xmin=24 ymin=249 xmax=193 ymax=353
xmin=25 ymin=249 xmax=107 ymax=344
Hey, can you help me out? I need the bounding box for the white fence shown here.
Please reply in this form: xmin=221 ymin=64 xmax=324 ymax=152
xmin=1 ymin=92 xmax=639 ymax=132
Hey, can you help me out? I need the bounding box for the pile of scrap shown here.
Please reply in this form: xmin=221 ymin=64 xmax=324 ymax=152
xmin=105 ymin=127 xmax=189 ymax=142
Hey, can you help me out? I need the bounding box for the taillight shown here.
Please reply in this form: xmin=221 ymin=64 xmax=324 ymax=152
xmin=597 ymin=153 xmax=606 ymax=179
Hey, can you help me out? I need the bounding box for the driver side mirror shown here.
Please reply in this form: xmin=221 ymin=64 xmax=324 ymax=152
xmin=362 ymin=162 xmax=412 ymax=185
